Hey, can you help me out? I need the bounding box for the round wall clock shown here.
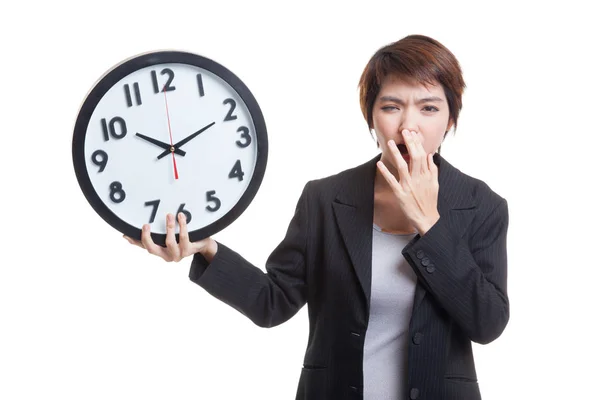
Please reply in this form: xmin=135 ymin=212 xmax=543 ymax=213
xmin=72 ymin=50 xmax=268 ymax=246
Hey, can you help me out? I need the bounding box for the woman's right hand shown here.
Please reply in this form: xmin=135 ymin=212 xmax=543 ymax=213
xmin=123 ymin=212 xmax=217 ymax=263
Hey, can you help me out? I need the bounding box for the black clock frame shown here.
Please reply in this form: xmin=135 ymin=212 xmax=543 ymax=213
xmin=72 ymin=50 xmax=269 ymax=246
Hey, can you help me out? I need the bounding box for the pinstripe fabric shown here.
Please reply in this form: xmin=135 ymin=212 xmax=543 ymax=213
xmin=189 ymin=152 xmax=509 ymax=400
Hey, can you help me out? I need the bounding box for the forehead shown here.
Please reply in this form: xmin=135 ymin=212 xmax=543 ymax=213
xmin=378 ymin=75 xmax=445 ymax=98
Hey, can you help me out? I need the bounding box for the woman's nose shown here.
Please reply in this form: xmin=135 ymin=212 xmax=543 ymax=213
xmin=400 ymin=109 xmax=418 ymax=134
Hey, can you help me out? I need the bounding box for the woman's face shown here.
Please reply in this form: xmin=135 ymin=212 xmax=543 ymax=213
xmin=372 ymin=75 xmax=453 ymax=169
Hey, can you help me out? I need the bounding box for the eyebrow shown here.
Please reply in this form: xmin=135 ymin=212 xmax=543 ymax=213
xmin=378 ymin=95 xmax=444 ymax=105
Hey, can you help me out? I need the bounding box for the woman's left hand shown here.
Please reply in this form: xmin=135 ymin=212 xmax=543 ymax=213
xmin=377 ymin=129 xmax=441 ymax=236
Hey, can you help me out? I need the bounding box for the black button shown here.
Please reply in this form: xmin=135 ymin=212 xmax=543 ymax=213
xmin=412 ymin=332 xmax=423 ymax=345
xmin=351 ymin=331 xmax=361 ymax=337
xmin=416 ymin=250 xmax=425 ymax=259
xmin=350 ymin=386 xmax=358 ymax=392
xmin=426 ymin=266 xmax=436 ymax=274
xmin=410 ymin=387 xmax=420 ymax=399
xmin=421 ymin=257 xmax=430 ymax=267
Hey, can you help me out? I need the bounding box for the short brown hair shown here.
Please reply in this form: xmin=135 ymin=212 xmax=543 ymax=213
xmin=358 ymin=35 xmax=466 ymax=148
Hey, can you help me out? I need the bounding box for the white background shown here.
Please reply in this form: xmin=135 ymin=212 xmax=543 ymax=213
xmin=1 ymin=1 xmax=598 ymax=399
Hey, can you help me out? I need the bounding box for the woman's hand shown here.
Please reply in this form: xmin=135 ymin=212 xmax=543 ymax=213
xmin=123 ymin=212 xmax=217 ymax=262
xmin=377 ymin=129 xmax=440 ymax=236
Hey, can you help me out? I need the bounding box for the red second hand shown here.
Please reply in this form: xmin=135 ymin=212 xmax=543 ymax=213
xmin=163 ymin=88 xmax=179 ymax=180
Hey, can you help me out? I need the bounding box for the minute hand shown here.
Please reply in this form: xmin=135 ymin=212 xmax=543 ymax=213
xmin=157 ymin=121 xmax=216 ymax=160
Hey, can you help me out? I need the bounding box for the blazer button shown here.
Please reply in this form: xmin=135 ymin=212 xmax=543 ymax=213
xmin=421 ymin=257 xmax=430 ymax=267
xmin=416 ymin=250 xmax=425 ymax=259
xmin=349 ymin=385 xmax=358 ymax=392
xmin=410 ymin=387 xmax=420 ymax=399
xmin=350 ymin=331 xmax=361 ymax=338
xmin=426 ymin=266 xmax=436 ymax=274
xmin=412 ymin=332 xmax=423 ymax=345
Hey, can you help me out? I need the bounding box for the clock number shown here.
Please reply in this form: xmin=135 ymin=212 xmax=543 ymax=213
xmin=228 ymin=160 xmax=245 ymax=182
xmin=164 ymin=69 xmax=176 ymax=91
xmin=144 ymin=199 xmax=160 ymax=223
xmin=143 ymin=200 xmax=189 ymax=224
xmin=177 ymin=203 xmax=192 ymax=224
xmin=109 ymin=181 xmax=126 ymax=203
xmin=151 ymin=69 xmax=176 ymax=93
xmin=223 ymin=98 xmax=238 ymax=121
xmin=151 ymin=70 xmax=159 ymax=93
xmin=236 ymin=126 xmax=252 ymax=148
xmin=197 ymin=74 xmax=205 ymax=97
xmin=124 ymin=83 xmax=142 ymax=107
xmin=101 ymin=117 xmax=127 ymax=141
xmin=206 ymin=191 xmax=221 ymax=212
xmin=91 ymin=150 xmax=108 ymax=172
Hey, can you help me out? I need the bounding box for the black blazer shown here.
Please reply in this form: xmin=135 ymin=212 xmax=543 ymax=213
xmin=189 ymin=152 xmax=509 ymax=400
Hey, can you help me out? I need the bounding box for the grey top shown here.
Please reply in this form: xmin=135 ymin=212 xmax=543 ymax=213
xmin=363 ymin=223 xmax=418 ymax=400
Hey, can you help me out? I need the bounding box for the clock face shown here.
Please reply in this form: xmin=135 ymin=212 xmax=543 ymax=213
xmin=72 ymin=51 xmax=268 ymax=245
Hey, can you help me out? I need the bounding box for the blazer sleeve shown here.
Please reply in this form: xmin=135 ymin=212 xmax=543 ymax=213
xmin=402 ymin=197 xmax=509 ymax=344
xmin=188 ymin=181 xmax=311 ymax=328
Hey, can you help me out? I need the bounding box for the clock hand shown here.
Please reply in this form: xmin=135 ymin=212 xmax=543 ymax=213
xmin=135 ymin=133 xmax=186 ymax=156
xmin=173 ymin=122 xmax=216 ymax=148
xmin=157 ymin=121 xmax=216 ymax=160
xmin=163 ymin=88 xmax=179 ymax=180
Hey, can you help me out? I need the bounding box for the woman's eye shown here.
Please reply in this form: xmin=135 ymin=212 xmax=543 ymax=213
xmin=382 ymin=106 xmax=398 ymax=111
xmin=423 ymin=106 xmax=439 ymax=112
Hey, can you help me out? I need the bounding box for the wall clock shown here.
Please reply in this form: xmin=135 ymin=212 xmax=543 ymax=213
xmin=72 ymin=50 xmax=268 ymax=246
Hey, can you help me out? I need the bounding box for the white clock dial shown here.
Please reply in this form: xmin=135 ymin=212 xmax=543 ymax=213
xmin=73 ymin=52 xmax=268 ymax=244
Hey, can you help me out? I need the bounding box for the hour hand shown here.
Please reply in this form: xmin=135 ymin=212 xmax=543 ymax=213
xmin=135 ymin=133 xmax=186 ymax=157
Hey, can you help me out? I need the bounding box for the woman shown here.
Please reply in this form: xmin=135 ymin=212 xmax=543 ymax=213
xmin=125 ymin=34 xmax=509 ymax=400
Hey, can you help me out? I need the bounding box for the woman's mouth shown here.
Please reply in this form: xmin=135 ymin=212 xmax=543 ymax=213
xmin=396 ymin=143 xmax=411 ymax=161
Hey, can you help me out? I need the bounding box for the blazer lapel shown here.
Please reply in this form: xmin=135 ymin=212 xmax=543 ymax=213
xmin=332 ymin=152 xmax=477 ymax=313
xmin=332 ymin=155 xmax=377 ymax=309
